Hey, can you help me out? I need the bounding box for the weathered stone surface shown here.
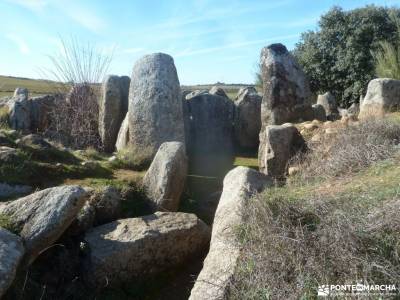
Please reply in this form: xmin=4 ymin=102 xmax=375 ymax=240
xmin=258 ymin=123 xmax=307 ymax=178
xmin=16 ymin=134 xmax=51 ymax=149
xmin=0 ymin=185 xmax=88 ymax=264
xmin=0 ymin=182 xmax=32 ymax=199
xmin=127 ymin=53 xmax=185 ymax=163
xmin=317 ymin=92 xmax=339 ymax=120
xmin=185 ymin=90 xmax=208 ymax=100
xmin=0 ymin=228 xmax=24 ymax=298
xmin=84 ymin=212 xmax=210 ymax=287
xmin=260 ymin=43 xmax=313 ymax=125
xmin=115 ymin=115 xmax=129 ymax=151
xmin=189 ymin=167 xmax=272 ymax=300
xmin=184 ymin=94 xmax=234 ymax=176
xmin=13 ymin=87 xmax=28 ymax=98
xmin=8 ymin=94 xmax=31 ymax=131
xmin=0 ymin=146 xmax=19 ymax=163
xmin=99 ymin=75 xmax=129 ymax=153
xmin=359 ymin=78 xmax=400 ymax=118
xmin=234 ymin=87 xmax=262 ymax=149
xmin=30 ymin=95 xmax=58 ymax=132
xmin=209 ymin=86 xmax=228 ymax=98
xmin=143 ymin=142 xmax=187 ymax=211
xmin=312 ymin=104 xmax=327 ymax=121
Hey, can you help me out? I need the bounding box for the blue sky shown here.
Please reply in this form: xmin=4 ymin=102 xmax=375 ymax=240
xmin=1 ymin=0 xmax=399 ymax=84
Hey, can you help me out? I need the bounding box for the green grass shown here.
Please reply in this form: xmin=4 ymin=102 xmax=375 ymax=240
xmin=0 ymin=75 xmax=61 ymax=97
xmin=231 ymin=155 xmax=400 ymax=299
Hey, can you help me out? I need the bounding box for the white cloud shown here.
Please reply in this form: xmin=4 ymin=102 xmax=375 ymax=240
xmin=5 ymin=33 xmax=30 ymax=54
xmin=175 ymin=34 xmax=299 ymax=57
xmin=64 ymin=8 xmax=106 ymax=33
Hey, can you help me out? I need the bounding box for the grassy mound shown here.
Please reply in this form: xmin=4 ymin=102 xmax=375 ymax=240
xmin=231 ymin=117 xmax=400 ymax=299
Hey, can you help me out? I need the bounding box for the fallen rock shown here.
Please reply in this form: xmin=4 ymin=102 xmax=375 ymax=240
xmin=317 ymin=92 xmax=339 ymax=120
xmin=185 ymin=90 xmax=209 ymax=100
xmin=234 ymin=87 xmax=262 ymax=150
xmin=258 ymin=123 xmax=307 ymax=178
xmin=189 ymin=167 xmax=272 ymax=300
xmin=0 ymin=228 xmax=24 ymax=298
xmin=0 ymin=146 xmax=19 ymax=162
xmin=359 ymin=78 xmax=400 ymax=118
xmin=0 ymin=185 xmax=88 ymax=264
xmin=99 ymin=75 xmax=129 ymax=153
xmin=209 ymin=86 xmax=228 ymax=98
xmin=0 ymin=132 xmax=14 ymax=147
xmin=128 ymin=53 xmax=185 ymax=164
xmin=143 ymin=142 xmax=187 ymax=211
xmin=260 ymin=43 xmax=313 ymax=125
xmin=84 ymin=212 xmax=210 ymax=287
xmin=16 ymin=133 xmax=51 ymax=149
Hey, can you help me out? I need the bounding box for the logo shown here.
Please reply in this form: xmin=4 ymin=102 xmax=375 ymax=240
xmin=317 ymin=285 xmax=330 ymax=296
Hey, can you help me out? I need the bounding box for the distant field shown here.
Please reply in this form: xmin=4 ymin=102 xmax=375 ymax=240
xmin=0 ymin=75 xmax=258 ymax=100
xmin=0 ymin=75 xmax=61 ymax=98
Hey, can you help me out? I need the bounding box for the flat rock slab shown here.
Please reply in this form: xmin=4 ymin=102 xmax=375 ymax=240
xmin=189 ymin=167 xmax=272 ymax=300
xmin=84 ymin=212 xmax=210 ymax=287
xmin=0 ymin=228 xmax=24 ymax=298
xmin=0 ymin=185 xmax=88 ymax=264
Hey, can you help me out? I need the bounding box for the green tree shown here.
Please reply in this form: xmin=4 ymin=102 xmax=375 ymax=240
xmin=294 ymin=5 xmax=400 ymax=107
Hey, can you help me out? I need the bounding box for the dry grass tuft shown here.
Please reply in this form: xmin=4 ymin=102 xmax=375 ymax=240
xmin=293 ymin=118 xmax=400 ymax=181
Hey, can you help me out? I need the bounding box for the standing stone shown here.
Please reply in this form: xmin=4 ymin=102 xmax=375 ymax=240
xmin=99 ymin=75 xmax=129 ymax=153
xmin=13 ymin=87 xmax=28 ymax=98
xmin=258 ymin=123 xmax=307 ymax=178
xmin=312 ymin=104 xmax=327 ymax=121
xmin=8 ymin=93 xmax=31 ymax=131
xmin=143 ymin=142 xmax=188 ymax=211
xmin=84 ymin=212 xmax=210 ymax=287
xmin=209 ymin=86 xmax=228 ymax=98
xmin=234 ymin=87 xmax=262 ymax=150
xmin=260 ymin=43 xmax=313 ymax=125
xmin=115 ymin=115 xmax=129 ymax=151
xmin=0 ymin=185 xmax=88 ymax=264
xmin=127 ymin=53 xmax=184 ymax=164
xmin=184 ymin=94 xmax=234 ymax=176
xmin=30 ymin=95 xmax=58 ymax=132
xmin=0 ymin=228 xmax=24 ymax=298
xmin=359 ymin=78 xmax=400 ymax=118
xmin=185 ymin=90 xmax=209 ymax=100
xmin=317 ymin=92 xmax=339 ymax=120
xmin=189 ymin=167 xmax=272 ymax=300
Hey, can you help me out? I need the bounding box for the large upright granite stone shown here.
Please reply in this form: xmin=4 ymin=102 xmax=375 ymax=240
xmin=84 ymin=212 xmax=210 ymax=287
xmin=260 ymin=43 xmax=313 ymax=125
xmin=258 ymin=123 xmax=307 ymax=178
xmin=234 ymin=87 xmax=262 ymax=150
xmin=0 ymin=185 xmax=88 ymax=264
xmin=143 ymin=142 xmax=188 ymax=211
xmin=189 ymin=167 xmax=272 ymax=300
xmin=209 ymin=86 xmax=228 ymax=98
xmin=127 ymin=53 xmax=185 ymax=163
xmin=0 ymin=228 xmax=24 ymax=298
xmin=317 ymin=92 xmax=339 ymax=120
xmin=359 ymin=78 xmax=400 ymax=118
xmin=30 ymin=95 xmax=58 ymax=132
xmin=99 ymin=75 xmax=129 ymax=152
xmin=184 ymin=94 xmax=234 ymax=176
